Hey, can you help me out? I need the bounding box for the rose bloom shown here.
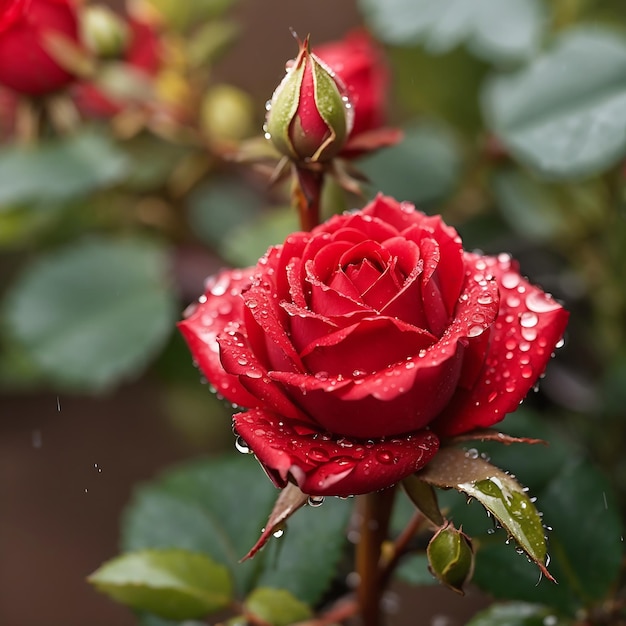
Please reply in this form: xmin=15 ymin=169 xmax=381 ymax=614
xmin=0 ymin=0 xmax=80 ymax=96
xmin=73 ymin=18 xmax=162 ymax=118
xmin=179 ymin=195 xmax=568 ymax=497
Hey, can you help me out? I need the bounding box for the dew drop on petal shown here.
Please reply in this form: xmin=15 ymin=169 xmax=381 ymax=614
xmin=521 ymin=364 xmax=534 ymax=379
xmin=235 ymin=435 xmax=251 ymax=454
xmin=520 ymin=312 xmax=538 ymax=328
xmin=307 ymin=495 xmax=325 ymax=507
xmin=308 ymin=447 xmax=330 ymax=462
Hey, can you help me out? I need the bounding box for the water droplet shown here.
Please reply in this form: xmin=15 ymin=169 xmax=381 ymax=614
xmin=515 ymin=546 xmax=525 ymax=555
xmin=465 ymin=448 xmax=479 ymax=459
xmin=235 ymin=435 xmax=251 ymax=454
xmin=520 ymin=312 xmax=538 ymax=328
xmin=265 ymin=99 xmax=272 ymax=111
xmin=467 ymin=325 xmax=484 ymax=338
xmin=521 ymin=364 xmax=534 ymax=379
xmin=375 ymin=449 xmax=396 ymax=464
xmin=308 ymin=447 xmax=330 ymax=462
xmin=307 ymin=495 xmax=325 ymax=507
xmin=477 ymin=294 xmax=493 ymax=305
xmin=273 ymin=528 xmax=284 ymax=539
xmin=507 ymin=295 xmax=521 ymax=308
xmin=487 ymin=391 xmax=498 ymax=403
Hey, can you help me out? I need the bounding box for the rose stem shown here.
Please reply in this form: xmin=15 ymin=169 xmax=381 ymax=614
xmin=292 ymin=165 xmax=323 ymax=231
xmin=356 ymin=487 xmax=396 ymax=626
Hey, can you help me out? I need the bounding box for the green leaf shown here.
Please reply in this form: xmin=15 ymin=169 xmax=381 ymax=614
xmin=483 ymin=27 xmax=626 ymax=179
xmin=359 ymin=0 xmax=545 ymax=64
xmin=123 ymin=455 xmax=352 ymax=606
xmin=417 ymin=447 xmax=550 ymax=579
xmin=244 ymin=588 xmax=312 ymax=626
xmin=3 ymin=236 xmax=176 ymax=390
xmin=0 ymin=131 xmax=127 ymax=207
xmin=472 ymin=461 xmax=623 ymax=614
xmin=89 ymin=549 xmax=232 ymax=620
xmin=467 ymin=602 xmax=571 ymax=626
xmin=359 ymin=121 xmax=462 ymax=208
xmin=220 ymin=207 xmax=299 ymax=268
xmin=255 ymin=496 xmax=352 ymax=606
xmin=187 ymin=179 xmax=262 ymax=251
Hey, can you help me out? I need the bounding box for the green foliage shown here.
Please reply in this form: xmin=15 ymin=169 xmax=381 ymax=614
xmin=467 ymin=602 xmax=572 ymax=626
xmin=122 ymin=454 xmax=351 ymax=620
xmin=89 ymin=549 xmax=233 ymax=620
xmin=0 ymin=131 xmax=128 ymax=207
xmin=244 ymin=588 xmax=312 ymax=626
xmin=359 ymin=122 xmax=462 ymax=208
xmin=359 ymin=0 xmax=546 ymax=64
xmin=3 ymin=236 xmax=177 ymax=390
xmin=483 ymin=27 xmax=626 ymax=179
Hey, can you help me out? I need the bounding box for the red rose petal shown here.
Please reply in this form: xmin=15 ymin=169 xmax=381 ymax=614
xmin=272 ymin=265 xmax=499 ymax=439
xmin=233 ymin=409 xmax=440 ymax=497
xmin=299 ymin=316 xmax=436 ymax=376
xmin=178 ymin=268 xmax=258 ymax=407
xmin=218 ymin=327 xmax=305 ymax=422
xmin=432 ymin=253 xmax=569 ymax=438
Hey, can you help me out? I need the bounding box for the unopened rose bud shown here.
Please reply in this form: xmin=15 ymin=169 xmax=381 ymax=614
xmin=427 ymin=523 xmax=474 ymax=594
xmin=81 ymin=6 xmax=130 ymax=59
xmin=265 ymin=37 xmax=353 ymax=163
xmin=201 ymin=84 xmax=255 ymax=145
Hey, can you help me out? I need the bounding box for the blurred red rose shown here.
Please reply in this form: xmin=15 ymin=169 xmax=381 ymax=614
xmin=0 ymin=0 xmax=80 ymax=96
xmin=73 ymin=17 xmax=161 ymax=118
xmin=314 ymin=30 xmax=388 ymax=139
xmin=179 ymin=195 xmax=568 ymax=497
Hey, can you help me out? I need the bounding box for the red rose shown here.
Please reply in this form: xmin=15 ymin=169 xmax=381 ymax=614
xmin=314 ymin=30 xmax=388 ymax=139
xmin=73 ymin=18 xmax=162 ymax=118
xmin=179 ymin=195 xmax=568 ymax=497
xmin=0 ymin=0 xmax=80 ymax=96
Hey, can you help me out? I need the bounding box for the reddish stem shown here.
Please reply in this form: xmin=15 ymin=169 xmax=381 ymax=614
xmin=355 ymin=488 xmax=396 ymax=626
xmin=292 ymin=165 xmax=323 ymax=231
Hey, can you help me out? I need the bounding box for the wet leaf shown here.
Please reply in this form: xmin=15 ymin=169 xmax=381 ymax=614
xmin=402 ymin=475 xmax=444 ymax=527
xmin=467 ymin=602 xmax=571 ymax=626
xmin=88 ymin=549 xmax=232 ymax=620
xmin=3 ymin=237 xmax=176 ymax=390
xmin=472 ymin=461 xmax=623 ymax=613
xmin=123 ymin=455 xmax=352 ymax=606
xmin=483 ymin=27 xmax=626 ymax=178
xmin=416 ymin=447 xmax=551 ymax=579
xmin=0 ymin=131 xmax=127 ymax=207
xmin=244 ymin=588 xmax=312 ymax=626
xmin=359 ymin=0 xmax=545 ymax=64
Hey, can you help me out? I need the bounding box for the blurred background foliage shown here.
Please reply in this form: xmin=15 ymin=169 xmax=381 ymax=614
xmin=1 ymin=0 xmax=625 ymax=624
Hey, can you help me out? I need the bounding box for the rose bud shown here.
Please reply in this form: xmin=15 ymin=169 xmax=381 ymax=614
xmin=179 ymin=195 xmax=568 ymax=497
xmin=427 ymin=523 xmax=474 ymax=594
xmin=0 ymin=0 xmax=82 ymax=96
xmin=73 ymin=14 xmax=162 ymax=118
xmin=81 ymin=5 xmax=130 ymax=59
xmin=265 ymin=36 xmax=354 ymax=163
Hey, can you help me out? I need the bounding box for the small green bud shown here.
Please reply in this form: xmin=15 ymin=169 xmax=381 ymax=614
xmin=427 ymin=522 xmax=475 ymax=594
xmin=81 ymin=6 xmax=130 ymax=59
xmin=201 ymin=84 xmax=255 ymax=145
xmin=265 ymin=37 xmax=354 ymax=163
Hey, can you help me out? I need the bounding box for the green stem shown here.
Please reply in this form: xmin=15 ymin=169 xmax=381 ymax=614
xmin=292 ymin=165 xmax=323 ymax=231
xmin=355 ymin=488 xmax=396 ymax=626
